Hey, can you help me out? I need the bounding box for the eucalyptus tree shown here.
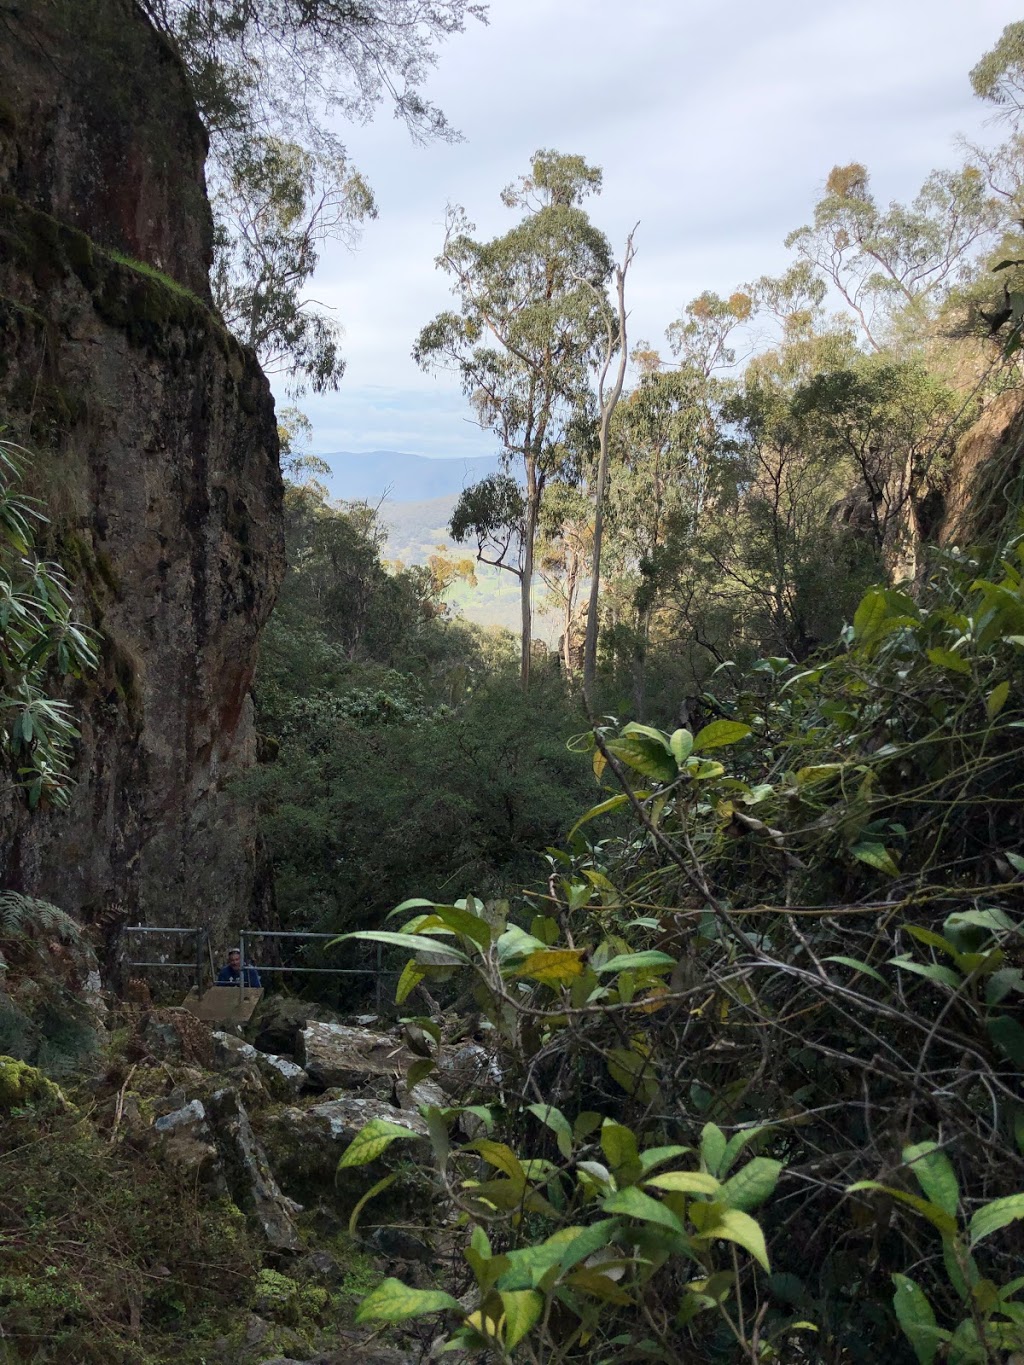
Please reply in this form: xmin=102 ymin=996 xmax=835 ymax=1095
xmin=140 ymin=0 xmax=486 ymax=389
xmin=415 ymin=151 xmax=614 ymax=688
xmin=786 ymin=162 xmax=1001 ymax=350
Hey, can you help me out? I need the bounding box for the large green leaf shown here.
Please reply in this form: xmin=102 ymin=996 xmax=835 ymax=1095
xmin=969 ymin=1194 xmax=1024 ymax=1246
xmin=500 ymin=1290 xmax=542 ymax=1348
xmin=567 ymin=792 xmax=633 ymax=840
xmin=892 ymin=1274 xmax=946 ymax=1365
xmin=602 ymin=1185 xmax=684 ymax=1234
xmin=605 ymin=733 xmax=677 ymax=784
xmin=645 ymin=1170 xmax=721 ymax=1196
xmin=421 ymin=903 xmax=493 ymax=949
xmin=692 ymin=720 xmax=752 ymax=752
xmin=355 ymin=1278 xmax=460 ymax=1324
xmin=701 ymin=1122 xmax=728 ymax=1178
xmin=902 ymin=1142 xmax=959 ymax=1218
xmin=824 ymin=955 xmax=886 ymax=985
xmin=496 ymin=1243 xmax=566 ymax=1291
xmin=556 ymin=1219 xmax=623 ymax=1274
xmin=601 ymin=1121 xmax=641 ymax=1181
xmin=690 ymin=1203 xmax=771 ymax=1271
xmin=926 ymin=647 xmax=970 ymax=675
xmin=851 ymin=841 xmax=900 ymax=877
xmin=596 ymin=950 xmax=676 ymax=974
xmin=887 ymin=956 xmax=962 ymax=990
xmin=987 ymin=1014 xmax=1024 ymax=1067
xmin=334 ymin=929 xmax=470 ymax=962
xmin=670 ymin=728 xmax=694 ymax=764
xmin=720 ymin=1158 xmax=782 ymax=1212
xmin=720 ymin=1124 xmax=775 ymax=1177
xmin=847 ymin=1182 xmax=958 ymax=1238
xmin=527 ymin=1102 xmax=574 ymax=1160
xmin=338 ymin=1118 xmax=422 ymax=1169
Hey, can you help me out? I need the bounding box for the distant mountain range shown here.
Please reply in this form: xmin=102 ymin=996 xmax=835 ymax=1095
xmin=320 ymin=450 xmax=500 ymax=504
xmin=316 ymin=449 xmax=556 ymax=638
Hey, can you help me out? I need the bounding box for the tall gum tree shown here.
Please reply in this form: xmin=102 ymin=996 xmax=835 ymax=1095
xmin=414 ymin=150 xmax=614 ymax=688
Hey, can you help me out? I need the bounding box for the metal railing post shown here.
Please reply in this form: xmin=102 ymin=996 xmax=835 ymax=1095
xmin=239 ymin=930 xmax=246 ymax=1005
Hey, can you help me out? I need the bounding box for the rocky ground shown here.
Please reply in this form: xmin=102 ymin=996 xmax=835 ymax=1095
xmin=0 ymin=991 xmax=502 ymax=1364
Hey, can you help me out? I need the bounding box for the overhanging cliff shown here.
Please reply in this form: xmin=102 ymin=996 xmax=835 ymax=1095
xmin=0 ymin=0 xmax=284 ymax=946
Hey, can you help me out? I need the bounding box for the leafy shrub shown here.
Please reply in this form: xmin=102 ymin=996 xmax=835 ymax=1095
xmin=337 ymin=535 xmax=1024 ymax=1362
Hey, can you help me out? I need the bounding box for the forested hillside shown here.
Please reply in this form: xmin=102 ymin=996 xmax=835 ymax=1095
xmin=2 ymin=3 xmax=1024 ymax=1364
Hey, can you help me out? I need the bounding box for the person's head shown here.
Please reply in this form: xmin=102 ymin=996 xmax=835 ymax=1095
xmin=227 ymin=948 xmax=241 ymax=970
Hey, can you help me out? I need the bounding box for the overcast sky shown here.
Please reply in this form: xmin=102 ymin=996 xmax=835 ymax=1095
xmin=282 ymin=0 xmax=1019 ymax=461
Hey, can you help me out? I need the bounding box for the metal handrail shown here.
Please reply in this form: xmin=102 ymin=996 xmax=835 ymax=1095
xmin=122 ymin=924 xmax=394 ymax=1011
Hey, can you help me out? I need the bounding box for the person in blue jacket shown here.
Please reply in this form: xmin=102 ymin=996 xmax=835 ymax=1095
xmin=216 ymin=947 xmax=261 ymax=988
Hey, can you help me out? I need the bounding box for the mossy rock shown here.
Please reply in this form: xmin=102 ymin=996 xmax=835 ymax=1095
xmin=251 ymin=1268 xmax=328 ymax=1329
xmin=0 ymin=1054 xmax=69 ymax=1110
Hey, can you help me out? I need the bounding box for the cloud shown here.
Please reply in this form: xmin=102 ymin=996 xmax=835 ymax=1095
xmin=275 ymin=0 xmax=1018 ymax=456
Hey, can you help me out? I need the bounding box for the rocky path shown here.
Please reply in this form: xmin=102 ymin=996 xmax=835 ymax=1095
xmin=128 ymin=999 xmax=497 ymax=1363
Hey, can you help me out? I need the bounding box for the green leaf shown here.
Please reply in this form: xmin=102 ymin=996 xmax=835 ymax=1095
xmin=926 ymin=647 xmax=970 ymax=675
xmin=338 ymin=1118 xmax=421 ymax=1169
xmin=395 ymin=959 xmax=426 ymax=1005
xmin=851 ymin=841 xmax=900 ymax=877
xmin=527 ymin=1103 xmax=574 ymax=1160
xmin=638 ymin=1144 xmax=693 ymax=1176
xmin=495 ymin=1243 xmax=566 ymax=1290
xmin=892 ymin=1274 xmax=943 ymax=1365
xmin=847 ymin=1182 xmax=958 ymax=1237
xmin=824 ymin=955 xmax=886 ymax=985
xmin=796 ymin=763 xmax=844 ymax=785
xmin=902 ymin=1143 xmax=959 ymax=1218
xmin=987 ymin=1015 xmax=1024 ymax=1067
xmin=887 ymin=956 xmax=962 ymax=990
xmin=513 ymin=948 xmax=586 ymax=985
xmin=621 ymin=722 xmax=673 ymax=751
xmin=466 ymin=1140 xmax=526 ymax=1184
xmin=691 ymin=1204 xmax=771 ymax=1271
xmin=567 ymin=792 xmax=633 ymax=841
xmin=596 ymin=950 xmax=676 ymax=974
xmin=720 ymin=1124 xmax=775 ymax=1177
xmin=602 ymin=1185 xmax=684 ymax=1235
xmin=406 ymin=1057 xmax=436 ymax=1089
xmin=701 ymin=1123 xmax=727 ymax=1178
xmin=987 ymin=680 xmax=1011 ymax=719
xmin=348 ymin=1172 xmax=397 ymax=1235
xmin=853 ymin=589 xmax=891 ymax=643
xmin=355 ymin=1278 xmax=460 ymax=1324
xmin=499 ymin=1290 xmax=542 ymax=1348
xmin=970 ymin=1194 xmax=1024 ymax=1246
xmin=333 ymin=930 xmax=469 ymax=962
xmin=605 ymin=734 xmax=677 ymax=784
xmin=644 ymin=1170 xmax=721 ymax=1196
xmin=424 ymin=904 xmax=493 ymax=949
xmin=720 ymin=1158 xmax=782 ymax=1212
xmin=601 ymin=1121 xmax=641 ymax=1180
xmin=692 ymin=720 xmax=752 ymax=752
xmin=670 ymin=728 xmax=694 ymax=764
xmin=556 ymin=1219 xmax=623 ymax=1274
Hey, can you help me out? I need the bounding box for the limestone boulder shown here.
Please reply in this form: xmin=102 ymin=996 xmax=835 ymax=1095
xmin=211 ymin=1030 xmax=308 ymax=1098
xmin=207 ymin=1087 xmax=301 ymax=1251
xmin=246 ymin=996 xmax=344 ymax=1059
xmin=259 ymin=1095 xmax=427 ymax=1209
xmin=298 ymin=1021 xmax=413 ymax=1091
xmin=153 ymin=1099 xmax=226 ymax=1196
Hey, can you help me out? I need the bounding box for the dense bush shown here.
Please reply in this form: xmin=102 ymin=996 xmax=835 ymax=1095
xmin=340 ymin=535 xmax=1024 ymax=1363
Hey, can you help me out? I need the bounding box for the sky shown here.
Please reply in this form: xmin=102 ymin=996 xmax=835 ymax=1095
xmin=282 ymin=0 xmax=1020 ymax=462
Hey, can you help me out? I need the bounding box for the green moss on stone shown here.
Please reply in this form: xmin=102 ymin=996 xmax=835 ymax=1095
xmin=0 ymin=1055 xmax=69 ymax=1110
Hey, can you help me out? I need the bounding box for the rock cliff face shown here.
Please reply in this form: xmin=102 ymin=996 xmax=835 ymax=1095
xmin=0 ymin=1 xmax=284 ymax=949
